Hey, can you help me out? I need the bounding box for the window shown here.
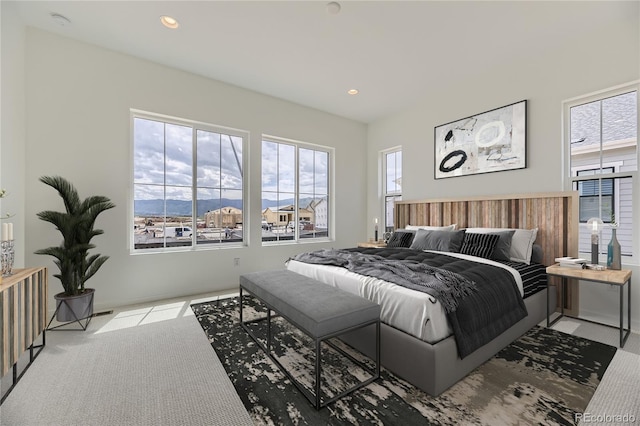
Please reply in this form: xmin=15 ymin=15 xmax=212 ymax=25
xmin=576 ymin=168 xmax=615 ymax=223
xmin=132 ymin=112 xmax=246 ymax=251
xmin=565 ymin=84 xmax=638 ymax=258
xmin=383 ymin=148 xmax=402 ymax=232
xmin=261 ymin=137 xmax=331 ymax=243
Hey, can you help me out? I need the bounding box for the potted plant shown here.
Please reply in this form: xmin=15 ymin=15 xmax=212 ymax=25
xmin=35 ymin=176 xmax=115 ymax=323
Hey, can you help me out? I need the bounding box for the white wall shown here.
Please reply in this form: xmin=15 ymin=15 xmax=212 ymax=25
xmin=0 ymin=1 xmax=27 ymax=268
xmin=367 ymin=2 xmax=640 ymax=329
xmin=6 ymin=2 xmax=640 ymax=330
xmin=22 ymin=29 xmax=367 ymax=311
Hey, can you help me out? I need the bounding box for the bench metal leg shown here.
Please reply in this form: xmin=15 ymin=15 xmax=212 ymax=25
xmin=376 ymin=321 xmax=380 ymax=378
xmin=267 ymin=309 xmax=272 ymax=353
xmin=318 ymin=322 xmax=380 ymax=408
xmin=238 ymin=285 xmax=380 ymax=410
xmin=315 ymin=338 xmax=321 ymax=410
xmin=239 ymin=287 xmax=243 ymax=323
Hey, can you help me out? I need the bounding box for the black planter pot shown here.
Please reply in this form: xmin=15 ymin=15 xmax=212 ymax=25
xmin=54 ymin=288 xmax=95 ymax=322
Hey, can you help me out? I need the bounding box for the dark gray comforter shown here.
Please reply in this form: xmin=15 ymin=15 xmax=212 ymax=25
xmin=290 ymin=249 xmax=477 ymax=314
xmin=290 ymin=247 xmax=528 ymax=358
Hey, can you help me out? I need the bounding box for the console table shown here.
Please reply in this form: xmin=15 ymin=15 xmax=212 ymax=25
xmin=0 ymin=267 xmax=48 ymax=404
xmin=546 ymin=264 xmax=631 ymax=347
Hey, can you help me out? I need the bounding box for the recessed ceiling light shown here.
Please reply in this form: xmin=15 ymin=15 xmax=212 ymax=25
xmin=50 ymin=13 xmax=71 ymax=27
xmin=160 ymin=15 xmax=179 ymax=29
xmin=347 ymin=89 xmax=359 ymax=95
xmin=327 ymin=2 xmax=341 ymax=15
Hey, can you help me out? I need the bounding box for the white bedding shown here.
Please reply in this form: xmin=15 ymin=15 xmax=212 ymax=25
xmin=286 ymin=250 xmax=523 ymax=344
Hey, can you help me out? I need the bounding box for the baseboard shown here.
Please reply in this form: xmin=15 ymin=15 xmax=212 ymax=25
xmin=46 ymin=288 xmax=239 ymax=319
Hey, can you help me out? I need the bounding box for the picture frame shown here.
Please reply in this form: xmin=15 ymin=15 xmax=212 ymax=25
xmin=434 ymin=100 xmax=527 ymax=179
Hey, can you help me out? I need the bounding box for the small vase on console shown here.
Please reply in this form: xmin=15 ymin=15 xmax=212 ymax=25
xmin=607 ymin=228 xmax=621 ymax=270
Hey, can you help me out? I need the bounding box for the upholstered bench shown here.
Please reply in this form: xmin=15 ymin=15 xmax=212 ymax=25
xmin=239 ymin=269 xmax=380 ymax=409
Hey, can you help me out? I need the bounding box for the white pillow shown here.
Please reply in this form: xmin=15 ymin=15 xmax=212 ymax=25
xmin=465 ymin=227 xmax=538 ymax=264
xmin=405 ymin=224 xmax=457 ymax=231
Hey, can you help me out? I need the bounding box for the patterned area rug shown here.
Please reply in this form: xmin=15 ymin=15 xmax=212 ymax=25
xmin=191 ymin=297 xmax=616 ymax=426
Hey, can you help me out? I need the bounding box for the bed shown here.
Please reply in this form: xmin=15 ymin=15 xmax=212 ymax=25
xmin=286 ymin=192 xmax=579 ymax=396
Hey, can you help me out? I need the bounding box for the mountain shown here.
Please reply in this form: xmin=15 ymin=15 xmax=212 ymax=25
xmin=134 ymin=197 xmax=320 ymax=217
xmin=134 ymin=199 xmax=242 ymax=217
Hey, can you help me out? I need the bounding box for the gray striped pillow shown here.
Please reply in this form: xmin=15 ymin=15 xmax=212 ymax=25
xmin=460 ymin=233 xmax=500 ymax=259
xmin=386 ymin=230 xmax=415 ymax=248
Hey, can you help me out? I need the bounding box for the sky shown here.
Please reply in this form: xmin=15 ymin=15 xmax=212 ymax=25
xmin=133 ymin=117 xmax=328 ymax=207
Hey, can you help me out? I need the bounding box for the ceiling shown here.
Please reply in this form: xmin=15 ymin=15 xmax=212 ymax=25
xmin=11 ymin=1 xmax=632 ymax=123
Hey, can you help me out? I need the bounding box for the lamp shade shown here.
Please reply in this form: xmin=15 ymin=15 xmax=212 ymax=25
xmin=587 ymin=217 xmax=604 ymax=233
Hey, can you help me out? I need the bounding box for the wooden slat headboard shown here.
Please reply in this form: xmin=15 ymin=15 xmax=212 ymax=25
xmin=394 ymin=191 xmax=579 ymax=267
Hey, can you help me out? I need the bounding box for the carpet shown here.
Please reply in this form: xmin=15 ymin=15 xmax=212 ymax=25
xmin=191 ymin=296 xmax=617 ymax=426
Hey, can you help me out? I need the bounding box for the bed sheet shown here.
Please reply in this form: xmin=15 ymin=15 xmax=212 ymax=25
xmin=286 ymin=250 xmax=523 ymax=344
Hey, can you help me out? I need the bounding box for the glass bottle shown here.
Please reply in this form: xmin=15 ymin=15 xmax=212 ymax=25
xmin=607 ymin=228 xmax=621 ymax=270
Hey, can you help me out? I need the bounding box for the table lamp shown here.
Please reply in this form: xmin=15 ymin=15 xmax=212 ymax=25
xmin=374 ymin=217 xmax=379 ymax=242
xmin=587 ymin=217 xmax=604 ymax=265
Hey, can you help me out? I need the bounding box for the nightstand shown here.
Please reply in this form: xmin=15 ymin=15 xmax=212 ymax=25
xmin=357 ymin=241 xmax=387 ymax=248
xmin=546 ymin=264 xmax=631 ymax=347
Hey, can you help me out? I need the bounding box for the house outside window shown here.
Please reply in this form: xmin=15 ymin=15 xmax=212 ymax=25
xmin=564 ymin=84 xmax=638 ymax=258
xmin=261 ymin=137 xmax=331 ymax=243
xmin=382 ymin=148 xmax=402 ymax=232
xmin=576 ymin=167 xmax=615 ymax=223
xmin=132 ymin=111 xmax=247 ymax=251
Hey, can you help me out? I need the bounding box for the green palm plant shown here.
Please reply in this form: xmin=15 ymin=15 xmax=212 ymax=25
xmin=35 ymin=176 xmax=115 ymax=296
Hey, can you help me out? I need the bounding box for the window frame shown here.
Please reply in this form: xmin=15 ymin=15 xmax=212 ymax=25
xmin=562 ymin=80 xmax=639 ymax=263
xmin=130 ymin=109 xmax=249 ymax=254
xmin=381 ymin=146 xmax=402 ymax=233
xmin=261 ymin=134 xmax=334 ymax=246
xmin=575 ymin=166 xmax=618 ymax=223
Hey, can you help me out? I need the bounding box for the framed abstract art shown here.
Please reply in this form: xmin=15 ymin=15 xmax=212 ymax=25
xmin=434 ymin=100 xmax=527 ymax=179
